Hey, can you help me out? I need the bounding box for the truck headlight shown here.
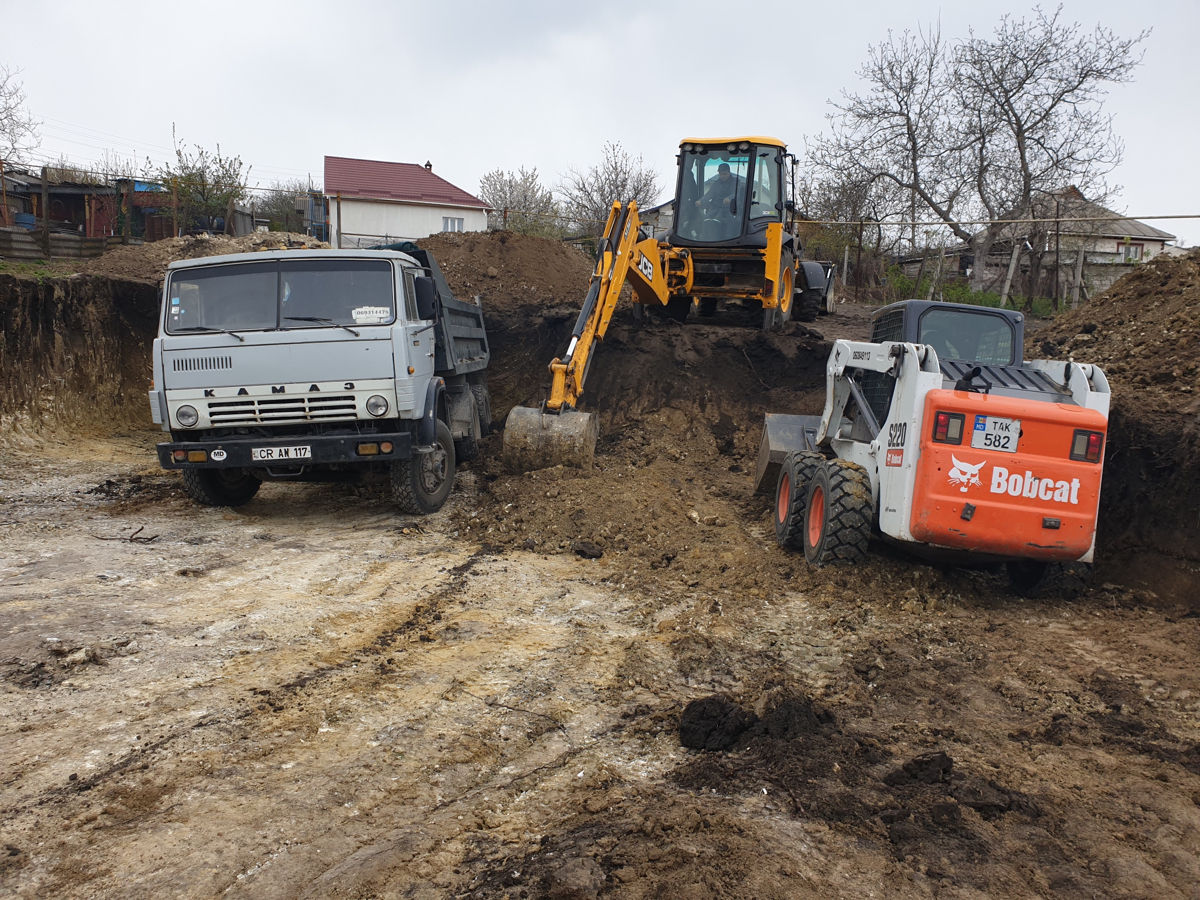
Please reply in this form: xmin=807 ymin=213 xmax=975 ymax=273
xmin=176 ymin=405 xmax=199 ymax=427
xmin=366 ymin=394 xmax=389 ymax=417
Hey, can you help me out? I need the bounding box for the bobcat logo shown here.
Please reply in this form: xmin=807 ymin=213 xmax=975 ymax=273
xmin=948 ymin=455 xmax=986 ymax=492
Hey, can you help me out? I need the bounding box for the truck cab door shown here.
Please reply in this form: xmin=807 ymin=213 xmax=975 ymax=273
xmin=402 ymin=270 xmax=437 ymax=386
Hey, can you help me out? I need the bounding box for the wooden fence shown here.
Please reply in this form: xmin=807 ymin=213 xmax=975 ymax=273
xmin=0 ymin=227 xmax=126 ymax=262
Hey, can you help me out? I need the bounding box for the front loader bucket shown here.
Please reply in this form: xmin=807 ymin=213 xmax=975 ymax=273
xmin=502 ymin=406 xmax=599 ymax=472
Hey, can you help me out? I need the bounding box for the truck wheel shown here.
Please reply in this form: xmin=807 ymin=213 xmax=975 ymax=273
xmin=803 ymin=459 xmax=872 ymax=566
xmin=471 ymin=383 xmax=492 ymax=437
xmin=774 ymin=451 xmax=825 ymax=549
xmin=455 ymin=407 xmax=481 ymax=462
xmin=392 ymin=420 xmax=456 ymax=515
xmin=181 ymin=467 xmax=260 ymax=507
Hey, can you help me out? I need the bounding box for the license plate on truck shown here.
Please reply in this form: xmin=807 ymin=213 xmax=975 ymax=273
xmin=971 ymin=415 xmax=1019 ymax=452
xmin=251 ymin=445 xmax=312 ymax=462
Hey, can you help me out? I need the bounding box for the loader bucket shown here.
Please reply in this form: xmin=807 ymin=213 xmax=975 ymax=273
xmin=502 ymin=406 xmax=599 ymax=472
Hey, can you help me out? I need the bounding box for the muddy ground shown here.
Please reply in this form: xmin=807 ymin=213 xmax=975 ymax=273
xmin=1 ymin=233 xmax=1198 ymax=898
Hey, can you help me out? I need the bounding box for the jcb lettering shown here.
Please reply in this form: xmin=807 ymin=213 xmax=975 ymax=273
xmin=990 ymin=466 xmax=1080 ymax=505
xmin=637 ymin=253 xmax=654 ymax=281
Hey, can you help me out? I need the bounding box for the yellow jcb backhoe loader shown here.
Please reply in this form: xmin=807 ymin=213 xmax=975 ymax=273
xmin=503 ymin=136 xmax=829 ymax=472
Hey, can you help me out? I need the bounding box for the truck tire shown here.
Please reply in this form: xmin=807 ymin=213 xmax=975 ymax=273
xmin=803 ymin=459 xmax=872 ymax=566
xmin=455 ymin=405 xmax=481 ymax=462
xmin=392 ymin=419 xmax=456 ymax=515
xmin=471 ymin=383 xmax=492 ymax=437
xmin=181 ymin=467 xmax=261 ymax=507
xmin=774 ymin=451 xmax=824 ymax=549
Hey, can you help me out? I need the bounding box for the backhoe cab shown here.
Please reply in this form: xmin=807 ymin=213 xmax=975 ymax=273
xmin=671 ymin=137 xmax=806 ymax=327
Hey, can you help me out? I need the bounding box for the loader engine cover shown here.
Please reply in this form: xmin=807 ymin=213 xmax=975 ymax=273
xmin=908 ymin=390 xmax=1106 ymax=560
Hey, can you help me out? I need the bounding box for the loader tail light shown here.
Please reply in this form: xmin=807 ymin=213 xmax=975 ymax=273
xmin=932 ymin=411 xmax=965 ymax=444
xmin=1070 ymin=429 xmax=1104 ymax=462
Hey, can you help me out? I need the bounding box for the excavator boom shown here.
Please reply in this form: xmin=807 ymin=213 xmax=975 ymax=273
xmin=502 ymin=200 xmax=678 ymax=471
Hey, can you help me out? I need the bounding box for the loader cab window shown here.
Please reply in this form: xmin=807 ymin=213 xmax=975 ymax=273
xmin=675 ymin=146 xmax=751 ymax=242
xmin=918 ymin=309 xmax=1015 ymax=365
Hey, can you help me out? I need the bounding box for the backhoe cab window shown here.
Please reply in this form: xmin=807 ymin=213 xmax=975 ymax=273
xmin=750 ymin=147 xmax=782 ymax=220
xmin=165 ymin=259 xmax=396 ymax=334
xmin=919 ymin=309 xmax=1015 ymax=365
xmin=676 ymin=148 xmax=751 ymax=242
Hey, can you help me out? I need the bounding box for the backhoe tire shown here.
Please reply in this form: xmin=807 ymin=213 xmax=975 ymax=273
xmin=761 ymin=304 xmax=779 ymax=332
xmin=392 ymin=420 xmax=455 ymax=515
xmin=803 ymin=459 xmax=873 ymax=567
xmin=181 ymin=467 xmax=261 ymax=507
xmin=793 ymin=291 xmax=820 ymax=323
xmin=774 ymin=451 xmax=825 ymax=549
xmin=699 ymin=298 xmax=718 ymax=317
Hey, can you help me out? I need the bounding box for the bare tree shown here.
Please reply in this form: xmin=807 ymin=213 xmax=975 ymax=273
xmin=558 ymin=142 xmax=660 ymax=236
xmin=0 ymin=64 xmax=39 ymax=164
xmin=478 ymin=166 xmax=561 ymax=236
xmin=812 ymin=6 xmax=1146 ymax=293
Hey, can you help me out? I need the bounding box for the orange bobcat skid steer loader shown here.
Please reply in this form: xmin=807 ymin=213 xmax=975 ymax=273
xmin=755 ymin=299 xmax=1110 ymax=588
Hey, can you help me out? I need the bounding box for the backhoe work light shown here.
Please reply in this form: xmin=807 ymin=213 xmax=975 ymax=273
xmin=932 ymin=411 xmax=965 ymax=444
xmin=1070 ymin=429 xmax=1104 ymax=462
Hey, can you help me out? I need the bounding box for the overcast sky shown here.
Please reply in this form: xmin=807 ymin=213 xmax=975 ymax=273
xmin=5 ymin=0 xmax=1198 ymax=245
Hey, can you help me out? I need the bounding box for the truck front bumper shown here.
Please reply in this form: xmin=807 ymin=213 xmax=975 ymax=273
xmin=157 ymin=431 xmax=414 ymax=469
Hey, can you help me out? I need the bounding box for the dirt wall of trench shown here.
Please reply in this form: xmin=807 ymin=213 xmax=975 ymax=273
xmin=1 ymin=232 xmax=1198 ymax=598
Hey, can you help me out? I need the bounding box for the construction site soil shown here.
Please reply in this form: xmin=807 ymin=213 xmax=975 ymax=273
xmin=1 ymin=231 xmax=1198 ymax=898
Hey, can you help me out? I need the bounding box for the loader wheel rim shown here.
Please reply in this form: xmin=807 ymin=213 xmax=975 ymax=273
xmin=780 ymin=266 xmax=793 ymax=305
xmin=777 ymin=472 xmax=791 ymax=525
xmin=808 ymin=483 xmax=826 ymax=549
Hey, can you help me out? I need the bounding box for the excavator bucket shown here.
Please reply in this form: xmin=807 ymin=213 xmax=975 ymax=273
xmin=502 ymin=406 xmax=599 ymax=472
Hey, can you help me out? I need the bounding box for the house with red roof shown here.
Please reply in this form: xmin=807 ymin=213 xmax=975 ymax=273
xmin=323 ymin=156 xmax=488 ymax=248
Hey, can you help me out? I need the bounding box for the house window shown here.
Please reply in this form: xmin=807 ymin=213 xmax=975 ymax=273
xmin=1120 ymin=242 xmax=1143 ymax=261
xmin=442 ymin=216 xmax=464 ymax=233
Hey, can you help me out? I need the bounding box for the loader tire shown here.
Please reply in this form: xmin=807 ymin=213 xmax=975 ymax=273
xmin=803 ymin=459 xmax=872 ymax=566
xmin=392 ymin=420 xmax=455 ymax=515
xmin=181 ymin=467 xmax=260 ymax=507
xmin=774 ymin=451 xmax=825 ymax=549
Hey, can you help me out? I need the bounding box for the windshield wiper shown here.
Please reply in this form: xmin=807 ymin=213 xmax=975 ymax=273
xmin=172 ymin=326 xmax=245 ymax=342
xmin=284 ymin=316 xmax=360 ymax=336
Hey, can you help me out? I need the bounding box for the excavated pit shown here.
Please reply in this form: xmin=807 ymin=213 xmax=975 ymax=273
xmin=2 ymin=232 xmax=1199 ymax=898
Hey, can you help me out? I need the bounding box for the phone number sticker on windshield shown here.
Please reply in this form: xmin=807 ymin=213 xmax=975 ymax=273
xmin=971 ymin=415 xmax=1019 ymax=453
xmin=251 ymin=445 xmax=312 ymax=462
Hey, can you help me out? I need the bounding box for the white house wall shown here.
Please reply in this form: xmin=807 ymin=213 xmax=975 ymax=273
xmin=329 ymin=198 xmax=487 ymax=247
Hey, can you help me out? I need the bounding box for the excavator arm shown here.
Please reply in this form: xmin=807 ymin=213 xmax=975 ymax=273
xmin=546 ymin=201 xmax=681 ymax=411
xmin=502 ymin=201 xmax=689 ymax=471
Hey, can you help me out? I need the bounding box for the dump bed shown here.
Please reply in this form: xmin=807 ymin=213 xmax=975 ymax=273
xmin=400 ymin=245 xmax=490 ymax=377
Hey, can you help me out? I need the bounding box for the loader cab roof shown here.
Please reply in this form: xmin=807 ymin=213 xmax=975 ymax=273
xmin=872 ymin=299 xmax=1025 ymax=367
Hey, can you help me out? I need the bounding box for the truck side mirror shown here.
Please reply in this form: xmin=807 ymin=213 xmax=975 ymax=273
xmin=414 ymin=276 xmax=438 ymax=321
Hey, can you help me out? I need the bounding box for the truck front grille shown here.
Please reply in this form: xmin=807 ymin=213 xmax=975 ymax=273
xmin=206 ymin=394 xmax=358 ymax=425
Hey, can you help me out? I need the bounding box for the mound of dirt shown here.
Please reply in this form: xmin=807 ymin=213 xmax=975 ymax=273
xmin=1034 ymin=250 xmax=1200 ymax=573
xmin=80 ymin=232 xmax=329 ymax=284
xmin=1039 ymin=248 xmax=1200 ymax=418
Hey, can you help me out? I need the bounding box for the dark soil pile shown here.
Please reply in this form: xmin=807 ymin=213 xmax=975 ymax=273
xmin=1038 ymin=249 xmax=1200 ymax=576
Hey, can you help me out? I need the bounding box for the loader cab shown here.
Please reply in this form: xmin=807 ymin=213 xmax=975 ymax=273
xmin=671 ymin=137 xmax=787 ymax=248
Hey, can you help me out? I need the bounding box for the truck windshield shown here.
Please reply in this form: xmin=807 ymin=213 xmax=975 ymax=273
xmin=675 ymin=147 xmax=752 ymax=242
xmin=165 ymin=258 xmax=396 ymax=334
xmin=919 ymin=308 xmax=1016 ymax=365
